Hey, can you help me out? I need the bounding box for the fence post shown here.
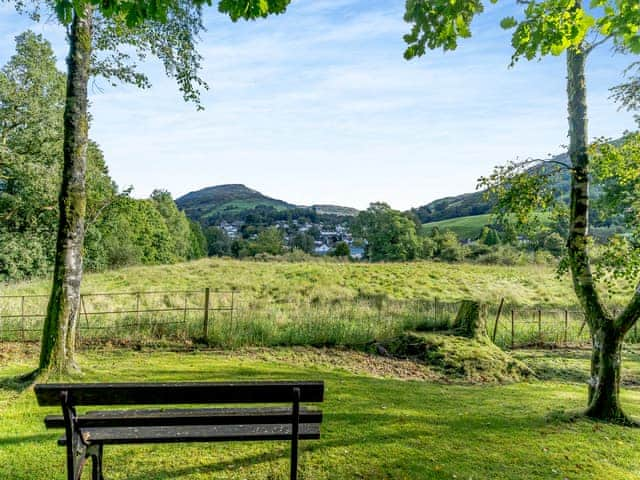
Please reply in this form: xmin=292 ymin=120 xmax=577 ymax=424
xmin=537 ymin=309 xmax=542 ymax=344
xmin=511 ymin=309 xmax=515 ymax=349
xmin=20 ymin=295 xmax=25 ymax=342
xmin=492 ymin=298 xmax=504 ymax=343
xmin=564 ymin=309 xmax=568 ymax=346
xmin=135 ymin=292 xmax=141 ymax=327
xmin=230 ymin=291 xmax=235 ymax=329
xmin=203 ymin=287 xmax=210 ymax=339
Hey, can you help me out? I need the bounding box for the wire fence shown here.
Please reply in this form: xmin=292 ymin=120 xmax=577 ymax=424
xmin=0 ymin=289 xmax=635 ymax=349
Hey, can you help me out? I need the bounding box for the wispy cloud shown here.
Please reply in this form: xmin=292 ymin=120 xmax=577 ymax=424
xmin=0 ymin=0 xmax=636 ymax=210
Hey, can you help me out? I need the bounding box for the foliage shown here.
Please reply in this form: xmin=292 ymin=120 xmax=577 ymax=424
xmin=250 ymin=227 xmax=285 ymax=256
xmin=204 ymin=226 xmax=232 ymax=256
xmin=290 ymin=232 xmax=315 ymax=254
xmin=353 ymin=203 xmax=420 ymax=261
xmin=333 ymin=241 xmax=351 ymax=257
xmin=590 ymin=133 xmax=640 ymax=283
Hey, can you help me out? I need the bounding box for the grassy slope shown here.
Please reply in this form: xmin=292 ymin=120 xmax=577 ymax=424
xmin=2 ymin=257 xmax=631 ymax=307
xmin=202 ymin=198 xmax=291 ymax=219
xmin=422 ymin=214 xmax=492 ymax=240
xmin=2 ymin=347 xmax=640 ymax=479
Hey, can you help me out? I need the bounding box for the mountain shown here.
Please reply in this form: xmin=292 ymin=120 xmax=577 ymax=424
xmin=176 ymin=184 xmax=358 ymax=224
xmin=412 ymin=151 xmax=571 ymax=224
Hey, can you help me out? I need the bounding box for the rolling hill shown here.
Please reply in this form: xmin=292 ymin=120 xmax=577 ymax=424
xmin=412 ymin=151 xmax=571 ymax=224
xmin=176 ymin=184 xmax=358 ymax=224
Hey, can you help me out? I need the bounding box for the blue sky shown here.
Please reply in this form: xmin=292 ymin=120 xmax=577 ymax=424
xmin=0 ymin=0 xmax=637 ymax=210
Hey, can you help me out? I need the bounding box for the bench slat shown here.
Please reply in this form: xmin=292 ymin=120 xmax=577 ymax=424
xmin=57 ymin=423 xmax=321 ymax=445
xmin=45 ymin=407 xmax=323 ymax=428
xmin=35 ymin=381 xmax=324 ymax=406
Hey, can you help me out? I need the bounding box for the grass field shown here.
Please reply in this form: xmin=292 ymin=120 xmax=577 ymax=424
xmin=3 ymin=257 xmax=626 ymax=307
xmin=2 ymin=345 xmax=640 ymax=479
xmin=1 ymin=258 xmax=632 ymax=348
xmin=422 ymin=214 xmax=492 ymax=240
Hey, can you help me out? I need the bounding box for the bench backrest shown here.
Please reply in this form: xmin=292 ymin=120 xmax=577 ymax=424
xmin=35 ymin=381 xmax=324 ymax=406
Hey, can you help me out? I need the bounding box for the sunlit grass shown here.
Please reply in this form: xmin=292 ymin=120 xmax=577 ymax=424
xmin=2 ymin=347 xmax=640 ymax=479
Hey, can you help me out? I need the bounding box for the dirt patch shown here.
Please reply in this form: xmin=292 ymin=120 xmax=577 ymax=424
xmin=252 ymin=347 xmax=444 ymax=381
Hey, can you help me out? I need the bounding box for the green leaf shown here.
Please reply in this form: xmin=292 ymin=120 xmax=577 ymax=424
xmin=500 ymin=16 xmax=517 ymax=29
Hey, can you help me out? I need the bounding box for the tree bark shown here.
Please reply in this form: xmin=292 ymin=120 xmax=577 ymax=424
xmin=566 ymin=37 xmax=633 ymax=423
xmin=39 ymin=7 xmax=92 ymax=373
xmin=585 ymin=326 xmax=628 ymax=422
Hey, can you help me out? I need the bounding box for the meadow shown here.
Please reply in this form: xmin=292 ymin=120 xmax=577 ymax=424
xmin=2 ymin=257 xmax=628 ymax=306
xmin=422 ymin=214 xmax=492 ymax=240
xmin=0 ymin=258 xmax=633 ymax=349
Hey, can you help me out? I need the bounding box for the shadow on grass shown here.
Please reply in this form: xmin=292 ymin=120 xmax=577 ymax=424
xmin=0 ymin=369 xmax=40 ymax=393
xmin=0 ymin=433 xmax=53 ymax=446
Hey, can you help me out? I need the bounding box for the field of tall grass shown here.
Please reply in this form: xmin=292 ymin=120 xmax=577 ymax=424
xmin=4 ymin=257 xmax=629 ymax=305
xmin=1 ymin=258 xmax=634 ymax=348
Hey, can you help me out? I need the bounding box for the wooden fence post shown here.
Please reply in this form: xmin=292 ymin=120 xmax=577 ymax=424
xmin=537 ymin=309 xmax=542 ymax=344
xmin=135 ymin=292 xmax=141 ymax=327
xmin=20 ymin=295 xmax=25 ymax=342
xmin=564 ymin=309 xmax=568 ymax=345
xmin=511 ymin=309 xmax=515 ymax=349
xmin=203 ymin=287 xmax=210 ymax=339
xmin=230 ymin=291 xmax=235 ymax=329
xmin=492 ymin=298 xmax=504 ymax=342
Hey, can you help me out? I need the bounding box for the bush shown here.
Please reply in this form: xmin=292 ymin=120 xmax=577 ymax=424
xmin=0 ymin=233 xmax=50 ymax=281
xmin=475 ymin=245 xmax=528 ymax=266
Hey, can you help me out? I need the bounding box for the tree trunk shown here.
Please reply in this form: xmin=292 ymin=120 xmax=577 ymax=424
xmin=565 ymin=34 xmax=634 ymax=423
xmin=584 ymin=326 xmax=628 ymax=421
xmin=452 ymin=300 xmax=487 ymax=339
xmin=39 ymin=7 xmax=92 ymax=373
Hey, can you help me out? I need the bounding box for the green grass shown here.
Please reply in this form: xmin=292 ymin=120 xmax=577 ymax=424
xmin=2 ymin=258 xmax=632 ymax=347
xmin=2 ymin=257 xmax=619 ymax=307
xmin=202 ymin=199 xmax=291 ymax=218
xmin=423 ymin=214 xmax=492 ymax=239
xmin=2 ymin=346 xmax=640 ymax=479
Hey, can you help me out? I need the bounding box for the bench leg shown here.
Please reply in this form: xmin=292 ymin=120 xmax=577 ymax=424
xmin=90 ymin=445 xmax=104 ymax=480
xmin=290 ymin=387 xmax=301 ymax=480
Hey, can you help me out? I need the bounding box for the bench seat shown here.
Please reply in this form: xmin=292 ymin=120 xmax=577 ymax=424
xmin=56 ymin=422 xmax=321 ymax=445
xmin=45 ymin=406 xmax=323 ymax=428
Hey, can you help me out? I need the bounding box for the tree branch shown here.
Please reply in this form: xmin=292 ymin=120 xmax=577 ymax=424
xmin=616 ymin=286 xmax=640 ymax=333
xmin=584 ymin=34 xmax=613 ymax=55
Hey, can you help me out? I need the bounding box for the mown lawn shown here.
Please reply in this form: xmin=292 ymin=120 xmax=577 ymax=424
xmin=2 ymin=346 xmax=640 ymax=479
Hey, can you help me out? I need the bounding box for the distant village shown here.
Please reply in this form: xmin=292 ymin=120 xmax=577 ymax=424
xmin=217 ymin=218 xmax=365 ymax=259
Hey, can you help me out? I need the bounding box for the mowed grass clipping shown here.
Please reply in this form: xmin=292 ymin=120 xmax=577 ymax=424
xmin=2 ymin=347 xmax=640 ymax=479
xmin=3 ymin=257 xmax=629 ymax=307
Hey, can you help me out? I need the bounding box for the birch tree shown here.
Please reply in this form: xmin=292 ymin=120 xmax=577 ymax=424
xmin=404 ymin=0 xmax=640 ymax=423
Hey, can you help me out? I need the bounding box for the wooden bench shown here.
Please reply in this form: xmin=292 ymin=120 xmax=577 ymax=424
xmin=35 ymin=381 xmax=324 ymax=480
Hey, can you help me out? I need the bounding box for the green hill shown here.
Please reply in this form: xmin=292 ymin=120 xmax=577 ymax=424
xmin=412 ymin=151 xmax=571 ymax=224
xmin=176 ymin=184 xmax=358 ymax=225
xmin=423 ymin=214 xmax=492 ymax=240
xmin=176 ymin=184 xmax=293 ymax=221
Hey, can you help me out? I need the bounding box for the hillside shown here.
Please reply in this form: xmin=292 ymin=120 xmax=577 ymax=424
xmin=176 ymin=184 xmax=294 ymax=221
xmin=412 ymin=151 xmax=571 ymax=224
xmin=176 ymin=184 xmax=358 ymax=224
xmin=423 ymin=214 xmax=492 ymax=240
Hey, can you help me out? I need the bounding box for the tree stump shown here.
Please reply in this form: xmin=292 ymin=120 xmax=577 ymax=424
xmin=452 ymin=300 xmax=487 ymax=338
